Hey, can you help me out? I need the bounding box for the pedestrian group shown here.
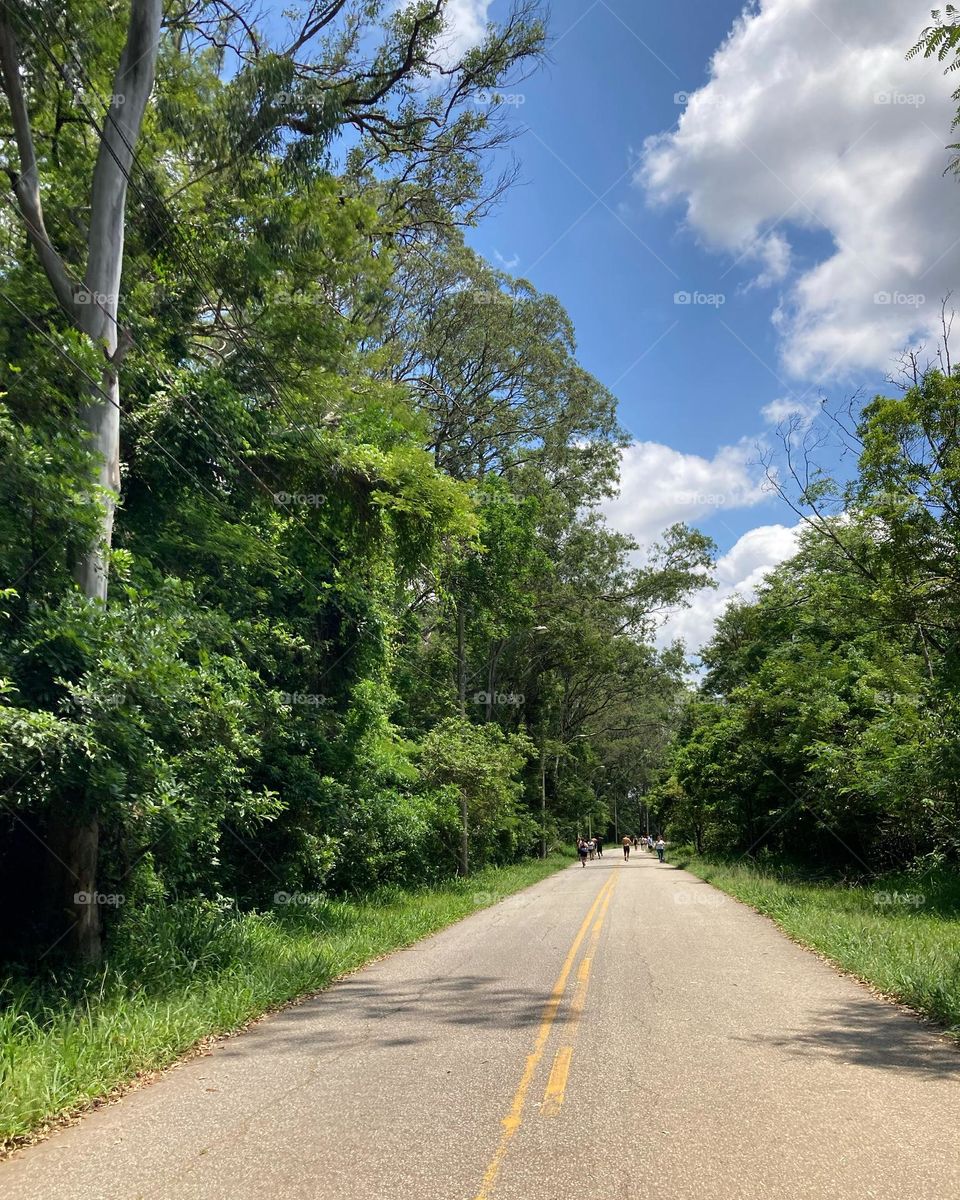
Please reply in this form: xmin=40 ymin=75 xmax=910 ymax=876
xmin=577 ymin=833 xmax=666 ymax=865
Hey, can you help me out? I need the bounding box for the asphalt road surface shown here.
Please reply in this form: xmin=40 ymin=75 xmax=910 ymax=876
xmin=4 ymin=854 xmax=959 ymax=1199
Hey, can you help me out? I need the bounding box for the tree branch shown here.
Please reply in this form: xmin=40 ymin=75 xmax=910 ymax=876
xmin=0 ymin=15 xmax=76 ymax=314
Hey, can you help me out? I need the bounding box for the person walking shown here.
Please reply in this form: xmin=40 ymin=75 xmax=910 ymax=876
xmin=594 ymin=835 xmax=603 ymax=858
xmin=588 ymin=838 xmax=596 ymax=861
xmin=577 ymin=838 xmax=589 ymax=867
xmin=655 ymin=836 xmax=666 ymax=863
xmin=622 ymin=835 xmax=631 ymax=861
xmin=647 ymin=834 xmax=654 ymax=852
xmin=632 ymin=834 xmax=639 ymax=850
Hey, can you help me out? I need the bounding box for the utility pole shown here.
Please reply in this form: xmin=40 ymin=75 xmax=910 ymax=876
xmin=613 ymin=794 xmax=619 ymax=843
xmin=540 ymin=739 xmax=547 ymax=859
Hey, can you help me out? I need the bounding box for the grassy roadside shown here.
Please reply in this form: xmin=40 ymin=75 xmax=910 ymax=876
xmin=0 ymin=853 xmax=571 ymax=1152
xmin=676 ymin=852 xmax=960 ymax=1040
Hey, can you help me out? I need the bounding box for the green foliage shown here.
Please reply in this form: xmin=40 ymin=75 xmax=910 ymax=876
xmin=909 ymin=6 xmax=960 ymax=169
xmin=0 ymin=0 xmax=708 ymax=971
xmin=418 ymin=717 xmax=537 ymax=865
xmin=665 ymin=368 xmax=960 ymax=870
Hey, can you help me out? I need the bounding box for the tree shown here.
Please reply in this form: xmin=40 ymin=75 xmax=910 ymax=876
xmin=0 ymin=0 xmax=163 ymax=960
xmin=0 ymin=1 xmax=713 ymax=977
xmin=668 ymin=503 xmax=959 ymax=869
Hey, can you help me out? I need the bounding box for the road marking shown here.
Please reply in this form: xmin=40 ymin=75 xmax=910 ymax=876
xmin=540 ymin=1046 xmax=573 ymax=1117
xmin=471 ymin=872 xmax=618 ymax=1200
xmin=539 ymin=875 xmax=616 ymax=1118
xmin=572 ymin=954 xmax=591 ymax=1011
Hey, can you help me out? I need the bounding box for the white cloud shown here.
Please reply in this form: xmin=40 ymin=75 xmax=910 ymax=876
xmin=433 ymin=0 xmax=491 ymax=65
xmin=604 ymin=439 xmax=802 ymax=654
xmin=660 ymin=522 xmax=804 ymax=653
xmin=638 ymin=0 xmax=960 ymax=379
xmin=749 ymin=232 xmax=792 ymax=288
xmin=604 ymin=439 xmax=770 ymax=547
xmin=760 ymin=395 xmax=820 ymax=428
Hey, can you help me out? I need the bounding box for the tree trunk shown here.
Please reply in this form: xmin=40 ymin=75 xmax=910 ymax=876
xmin=59 ymin=356 xmax=119 ymax=962
xmin=75 ymin=0 xmax=162 ymax=598
xmin=485 ymin=638 xmax=504 ymax=722
xmin=458 ymin=791 xmax=469 ymax=878
xmin=46 ymin=814 xmax=100 ymax=962
xmin=72 ymin=361 xmax=121 ymax=599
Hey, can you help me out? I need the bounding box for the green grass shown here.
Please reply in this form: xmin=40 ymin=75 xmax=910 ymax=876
xmin=0 ymin=854 xmax=570 ymax=1151
xmin=676 ymin=852 xmax=960 ymax=1038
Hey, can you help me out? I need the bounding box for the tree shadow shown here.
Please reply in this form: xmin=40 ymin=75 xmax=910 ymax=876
xmin=218 ymin=973 xmax=572 ymax=1057
xmin=735 ymin=995 xmax=960 ymax=1078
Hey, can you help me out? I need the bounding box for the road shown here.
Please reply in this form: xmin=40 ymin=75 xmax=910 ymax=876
xmin=3 ymin=854 xmax=959 ymax=1199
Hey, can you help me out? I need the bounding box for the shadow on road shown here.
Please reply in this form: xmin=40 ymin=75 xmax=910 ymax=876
xmin=217 ymin=974 xmax=576 ymax=1057
xmin=736 ymin=996 xmax=960 ymax=1078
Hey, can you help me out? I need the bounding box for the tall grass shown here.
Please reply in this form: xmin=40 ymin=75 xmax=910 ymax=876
xmin=0 ymin=855 xmax=570 ymax=1151
xmin=678 ymin=852 xmax=960 ymax=1037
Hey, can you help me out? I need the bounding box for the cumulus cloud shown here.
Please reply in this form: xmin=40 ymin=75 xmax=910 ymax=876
xmin=432 ymin=0 xmax=492 ymax=65
xmin=659 ymin=522 xmax=804 ymax=653
xmin=604 ymin=439 xmax=770 ymax=547
xmin=638 ymin=0 xmax=959 ymax=379
xmin=603 ymin=440 xmax=803 ymax=653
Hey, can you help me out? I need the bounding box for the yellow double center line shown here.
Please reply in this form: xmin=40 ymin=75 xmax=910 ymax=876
xmin=540 ymin=878 xmax=615 ymax=1116
xmin=472 ymin=871 xmax=619 ymax=1200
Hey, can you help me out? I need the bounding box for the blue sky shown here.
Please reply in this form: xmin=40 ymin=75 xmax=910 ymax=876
xmin=472 ymin=0 xmax=767 ymax=457
xmin=458 ymin=0 xmax=959 ymax=649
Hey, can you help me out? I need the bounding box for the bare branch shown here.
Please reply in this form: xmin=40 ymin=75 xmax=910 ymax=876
xmin=285 ymin=0 xmax=351 ymax=58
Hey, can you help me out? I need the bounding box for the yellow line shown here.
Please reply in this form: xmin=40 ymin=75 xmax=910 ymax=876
xmin=539 ymin=877 xmax=617 ymax=1118
xmin=540 ymin=1046 xmax=573 ymax=1117
xmin=471 ymin=873 xmax=617 ymax=1200
xmin=568 ymin=888 xmax=613 ymax=1024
